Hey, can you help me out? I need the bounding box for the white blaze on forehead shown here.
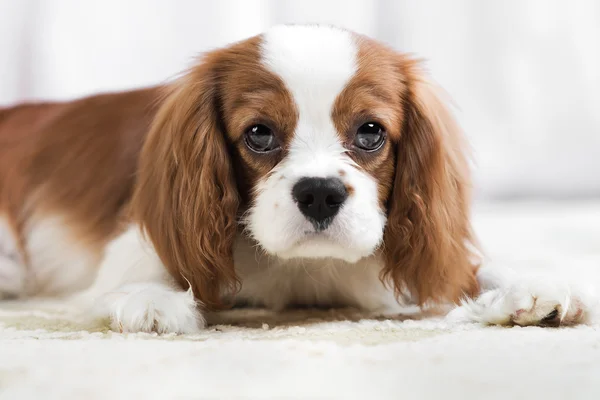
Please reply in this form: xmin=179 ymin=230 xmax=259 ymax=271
xmin=260 ymin=25 xmax=358 ymax=175
xmin=261 ymin=25 xmax=357 ymax=102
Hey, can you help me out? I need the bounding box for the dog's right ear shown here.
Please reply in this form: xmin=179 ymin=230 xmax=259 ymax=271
xmin=382 ymin=58 xmax=480 ymax=306
xmin=131 ymin=52 xmax=240 ymax=310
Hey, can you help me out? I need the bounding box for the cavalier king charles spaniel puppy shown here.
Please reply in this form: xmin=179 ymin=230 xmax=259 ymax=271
xmin=0 ymin=25 xmax=592 ymax=333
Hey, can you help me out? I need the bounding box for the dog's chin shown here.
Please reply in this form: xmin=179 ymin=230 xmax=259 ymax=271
xmin=272 ymin=234 xmax=374 ymax=263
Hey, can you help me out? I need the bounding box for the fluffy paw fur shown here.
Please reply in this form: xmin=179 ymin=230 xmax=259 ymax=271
xmin=101 ymin=283 xmax=204 ymax=334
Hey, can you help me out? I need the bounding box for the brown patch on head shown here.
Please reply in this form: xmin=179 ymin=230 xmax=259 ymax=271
xmin=216 ymin=37 xmax=298 ymax=206
xmin=331 ymin=36 xmax=406 ymax=208
xmin=338 ymin=169 xmax=346 ymax=177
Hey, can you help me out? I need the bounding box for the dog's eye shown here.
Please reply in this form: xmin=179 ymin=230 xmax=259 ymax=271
xmin=245 ymin=124 xmax=279 ymax=153
xmin=354 ymin=122 xmax=385 ymax=151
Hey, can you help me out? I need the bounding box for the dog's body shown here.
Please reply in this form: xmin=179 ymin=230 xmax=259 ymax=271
xmin=0 ymin=25 xmax=592 ymax=332
xmin=0 ymin=89 xmax=158 ymax=297
xmin=0 ymin=86 xmax=397 ymax=305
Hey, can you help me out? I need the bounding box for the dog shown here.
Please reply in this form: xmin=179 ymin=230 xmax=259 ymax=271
xmin=0 ymin=25 xmax=591 ymax=333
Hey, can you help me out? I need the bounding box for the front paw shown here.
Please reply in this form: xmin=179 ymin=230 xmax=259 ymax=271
xmin=450 ymin=280 xmax=592 ymax=327
xmin=503 ymin=285 xmax=587 ymax=327
xmin=103 ymin=283 xmax=205 ymax=334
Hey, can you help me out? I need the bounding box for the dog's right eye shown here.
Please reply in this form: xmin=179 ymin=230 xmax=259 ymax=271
xmin=354 ymin=122 xmax=386 ymax=152
xmin=245 ymin=124 xmax=280 ymax=153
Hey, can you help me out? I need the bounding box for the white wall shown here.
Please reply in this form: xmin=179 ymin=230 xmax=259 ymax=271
xmin=1 ymin=0 xmax=599 ymax=200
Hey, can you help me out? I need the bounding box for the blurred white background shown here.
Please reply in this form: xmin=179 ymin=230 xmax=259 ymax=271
xmin=1 ymin=0 xmax=598 ymax=200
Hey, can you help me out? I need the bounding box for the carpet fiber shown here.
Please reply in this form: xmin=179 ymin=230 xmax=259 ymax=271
xmin=1 ymin=202 xmax=600 ymax=400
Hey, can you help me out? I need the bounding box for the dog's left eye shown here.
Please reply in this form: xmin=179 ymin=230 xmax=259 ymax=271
xmin=245 ymin=124 xmax=280 ymax=153
xmin=354 ymin=122 xmax=385 ymax=151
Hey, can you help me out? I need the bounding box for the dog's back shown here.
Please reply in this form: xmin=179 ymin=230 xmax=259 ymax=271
xmin=0 ymin=88 xmax=160 ymax=296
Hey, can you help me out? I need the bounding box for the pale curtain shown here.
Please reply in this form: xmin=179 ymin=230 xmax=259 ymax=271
xmin=1 ymin=0 xmax=598 ymax=199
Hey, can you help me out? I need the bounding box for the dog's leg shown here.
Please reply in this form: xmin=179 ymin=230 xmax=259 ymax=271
xmin=0 ymin=256 xmax=24 ymax=298
xmin=72 ymin=226 xmax=204 ymax=334
xmin=0 ymin=216 xmax=25 ymax=298
xmin=448 ymin=265 xmax=597 ymax=326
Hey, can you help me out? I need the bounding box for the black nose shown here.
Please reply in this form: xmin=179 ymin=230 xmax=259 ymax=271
xmin=292 ymin=177 xmax=348 ymax=230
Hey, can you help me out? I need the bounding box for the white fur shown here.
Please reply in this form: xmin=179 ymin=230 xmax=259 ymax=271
xmin=232 ymin=236 xmax=403 ymax=314
xmin=24 ymin=217 xmax=99 ymax=296
xmin=0 ymin=216 xmax=18 ymax=259
xmin=73 ymin=226 xmax=204 ymax=334
xmin=102 ymin=282 xmax=201 ymax=334
xmin=0 ymin=216 xmax=24 ymax=297
xmin=249 ymin=25 xmax=386 ymax=262
xmin=0 ymin=215 xmax=99 ymax=297
xmin=0 ymin=258 xmax=23 ymax=298
xmin=449 ymin=265 xmax=596 ymax=326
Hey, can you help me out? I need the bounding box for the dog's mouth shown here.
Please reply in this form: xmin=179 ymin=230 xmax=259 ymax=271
xmin=292 ymin=230 xmax=343 ymax=253
xmin=300 ymin=231 xmax=328 ymax=242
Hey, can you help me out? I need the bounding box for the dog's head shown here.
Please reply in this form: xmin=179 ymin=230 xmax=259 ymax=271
xmin=132 ymin=25 xmax=479 ymax=309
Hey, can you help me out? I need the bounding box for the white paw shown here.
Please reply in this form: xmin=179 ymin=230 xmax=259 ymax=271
xmin=0 ymin=258 xmax=25 ymax=298
xmin=101 ymin=283 xmax=205 ymax=334
xmin=450 ymin=280 xmax=592 ymax=327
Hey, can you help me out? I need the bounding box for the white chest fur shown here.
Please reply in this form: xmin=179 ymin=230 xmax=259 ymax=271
xmin=232 ymin=236 xmax=402 ymax=313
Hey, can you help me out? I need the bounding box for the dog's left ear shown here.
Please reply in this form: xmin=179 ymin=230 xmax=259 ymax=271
xmin=130 ymin=51 xmax=241 ymax=310
xmin=382 ymin=60 xmax=480 ymax=306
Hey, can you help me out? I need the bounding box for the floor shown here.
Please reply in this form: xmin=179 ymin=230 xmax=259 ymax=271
xmin=1 ymin=201 xmax=600 ymax=400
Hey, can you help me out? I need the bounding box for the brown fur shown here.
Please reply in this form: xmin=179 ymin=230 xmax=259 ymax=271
xmin=0 ymin=89 xmax=160 ymax=279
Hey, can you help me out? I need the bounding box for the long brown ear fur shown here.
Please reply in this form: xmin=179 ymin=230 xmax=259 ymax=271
xmin=382 ymin=61 xmax=480 ymax=306
xmin=131 ymin=56 xmax=240 ymax=310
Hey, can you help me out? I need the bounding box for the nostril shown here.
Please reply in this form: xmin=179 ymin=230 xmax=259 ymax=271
xmin=325 ymin=194 xmax=343 ymax=208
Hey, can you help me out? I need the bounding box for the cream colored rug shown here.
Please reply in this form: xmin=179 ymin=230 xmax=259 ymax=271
xmin=1 ymin=202 xmax=600 ymax=400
